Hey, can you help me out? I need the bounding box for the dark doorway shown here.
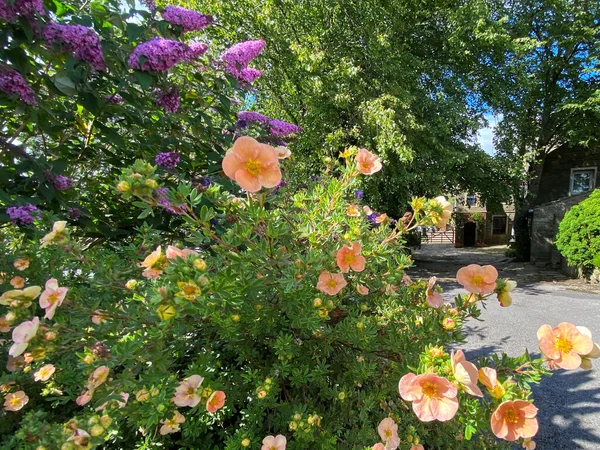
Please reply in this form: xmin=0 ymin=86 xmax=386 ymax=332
xmin=463 ymin=222 xmax=476 ymax=247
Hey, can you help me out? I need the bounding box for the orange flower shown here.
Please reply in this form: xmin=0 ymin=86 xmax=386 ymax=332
xmin=355 ymin=148 xmax=382 ymax=175
xmin=372 ymin=444 xmax=385 ymax=450
xmin=456 ymin=264 xmax=498 ymax=295
xmin=10 ymin=276 xmax=25 ymax=289
xmin=426 ymin=277 xmax=444 ymax=308
xmin=399 ymin=373 xmax=459 ymax=422
xmin=377 ymin=417 xmax=399 ymax=450
xmin=357 ymin=284 xmax=369 ymax=295
xmin=537 ymin=322 xmax=593 ymax=370
xmin=222 ymin=136 xmax=282 ymax=192
xmin=316 ymin=271 xmax=347 ymax=296
xmin=206 ymin=390 xmax=226 ymax=413
xmin=347 ymin=205 xmax=361 ymax=217
xmin=490 ymin=400 xmax=538 ymax=441
xmin=522 ymin=438 xmax=536 ymax=449
xmin=261 ymin=435 xmax=287 ymax=450
xmin=336 ymin=242 xmax=366 ymax=273
xmin=478 ymin=367 xmax=505 ymax=399
xmin=4 ymin=390 xmax=28 ymax=411
xmin=411 ymin=446 xmax=425 ymax=450
xmin=139 ymin=246 xmax=166 ymax=279
xmin=450 ymin=350 xmax=482 ymax=397
xmin=13 ymin=258 xmax=30 ymax=271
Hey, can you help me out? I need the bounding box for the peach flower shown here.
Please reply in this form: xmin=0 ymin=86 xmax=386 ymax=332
xmin=88 ymin=365 xmax=110 ymax=389
xmin=6 ymin=355 xmax=25 ymax=372
xmin=411 ymin=446 xmax=425 ymax=450
xmin=377 ymin=417 xmax=400 ymax=450
xmin=426 ymin=277 xmax=444 ymax=308
xmin=372 ymin=444 xmax=385 ymax=450
xmin=275 ymin=146 xmax=291 ymax=159
xmin=34 ymin=364 xmax=56 ymax=382
xmin=160 ymin=411 xmax=185 ymax=435
xmin=478 ymin=367 xmax=505 ymax=399
xmin=0 ymin=316 xmax=10 ymax=333
xmin=139 ymin=246 xmax=166 ymax=279
xmin=261 ymin=435 xmax=287 ymax=450
xmin=537 ymin=322 xmax=593 ymax=370
xmin=4 ymin=390 xmax=29 ymax=411
xmin=402 ymin=274 xmax=412 ymax=286
xmin=9 ymin=316 xmax=39 ymax=357
xmin=497 ymin=279 xmax=517 ymax=307
xmin=490 ymin=400 xmax=538 ymax=441
xmin=456 ymin=264 xmax=498 ymax=295
xmin=173 ymin=375 xmax=204 ymax=407
xmin=357 ymin=284 xmax=369 ymax=295
xmin=429 ymin=196 xmax=453 ymax=228
xmin=347 ymin=205 xmax=361 ymax=217
xmin=450 ymin=350 xmax=482 ymax=397
xmin=39 ymin=278 xmax=68 ymax=320
xmin=222 ymin=136 xmax=282 ymax=192
xmin=206 ymin=390 xmax=226 ymax=413
xmin=76 ymin=389 xmax=93 ymax=406
xmin=91 ymin=310 xmax=108 ymax=325
xmin=67 ymin=429 xmax=91 ymax=446
xmin=399 ymin=373 xmax=459 ymax=422
xmin=523 ymin=438 xmax=536 ymax=450
xmin=10 ymin=276 xmax=25 ymax=289
xmin=577 ymin=326 xmax=600 ymax=370
xmin=40 ymin=221 xmax=68 ymax=248
xmin=336 ymin=242 xmax=366 ymax=273
xmin=13 ymin=258 xmax=30 ymax=271
xmin=166 ymin=246 xmax=198 ymax=260
xmin=355 ymin=148 xmax=382 ymax=175
xmin=316 ymin=271 xmax=347 ymax=296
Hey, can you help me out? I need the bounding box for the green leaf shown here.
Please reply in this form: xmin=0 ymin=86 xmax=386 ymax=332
xmin=134 ymin=71 xmax=154 ymax=89
xmin=53 ymin=73 xmax=77 ymax=96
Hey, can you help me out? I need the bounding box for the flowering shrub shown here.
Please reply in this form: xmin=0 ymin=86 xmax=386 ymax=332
xmin=2 ymin=139 xmax=599 ymax=449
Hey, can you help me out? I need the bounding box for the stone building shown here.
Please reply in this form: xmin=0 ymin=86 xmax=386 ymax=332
xmin=453 ymin=193 xmax=515 ymax=247
xmin=530 ymin=145 xmax=600 ymax=267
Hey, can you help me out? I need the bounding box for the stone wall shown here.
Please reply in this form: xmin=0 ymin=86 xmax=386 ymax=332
xmin=530 ymin=192 xmax=592 ymax=267
xmin=536 ymin=145 xmax=600 ymax=205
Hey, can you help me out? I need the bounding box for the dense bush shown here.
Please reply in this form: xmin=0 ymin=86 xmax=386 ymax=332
xmin=556 ymin=189 xmax=600 ymax=269
xmin=1 ymin=2 xmax=599 ymax=450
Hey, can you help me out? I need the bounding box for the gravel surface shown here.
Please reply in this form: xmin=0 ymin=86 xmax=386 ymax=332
xmin=407 ymin=244 xmax=600 ymax=449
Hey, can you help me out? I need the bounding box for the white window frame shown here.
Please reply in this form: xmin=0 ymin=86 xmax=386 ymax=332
xmin=491 ymin=215 xmax=508 ymax=235
xmin=569 ymin=167 xmax=596 ymax=196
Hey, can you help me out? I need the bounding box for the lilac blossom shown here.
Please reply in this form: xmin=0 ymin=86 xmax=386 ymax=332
xmin=156 ymin=87 xmax=180 ymax=113
xmin=51 ymin=175 xmax=73 ymax=191
xmin=44 ymin=23 xmax=105 ymax=71
xmin=141 ymin=0 xmax=156 ymax=11
xmin=237 ymin=111 xmax=301 ymax=137
xmin=162 ymin=6 xmax=212 ymax=33
xmin=155 ymin=152 xmax=181 ymax=169
xmin=0 ymin=0 xmax=44 ymax=22
xmin=186 ymin=42 xmax=209 ymax=60
xmin=271 ymin=179 xmax=288 ymax=194
xmin=104 ymin=94 xmax=123 ymax=104
xmin=0 ymin=70 xmax=37 ymax=105
xmin=355 ymin=189 xmax=363 ymax=200
xmin=268 ymin=119 xmax=301 ymax=137
xmin=156 ymin=187 xmax=185 ymax=215
xmin=6 ymin=204 xmax=40 ymax=225
xmin=221 ymin=40 xmax=265 ymax=83
xmin=128 ymin=38 xmax=190 ymax=72
xmin=67 ymin=207 xmax=82 ymax=220
xmin=200 ymin=177 xmax=213 ymax=187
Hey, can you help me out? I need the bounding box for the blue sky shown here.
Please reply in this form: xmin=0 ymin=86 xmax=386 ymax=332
xmin=477 ymin=113 xmax=502 ymax=155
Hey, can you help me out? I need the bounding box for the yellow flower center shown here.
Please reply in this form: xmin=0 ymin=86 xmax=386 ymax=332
xmin=471 ymin=275 xmax=483 ymax=286
xmin=327 ymin=279 xmax=337 ymax=289
xmin=491 ymin=385 xmax=505 ymax=399
xmin=384 ymin=429 xmax=392 ymax=438
xmin=504 ymin=408 xmax=519 ymax=424
xmin=245 ymin=159 xmax=261 ymax=176
xmin=360 ymin=162 xmax=371 ymax=171
xmin=167 ymin=418 xmax=177 ymax=427
xmin=183 ymin=285 xmax=197 ymax=296
xmin=48 ymin=293 xmax=60 ymax=304
xmin=555 ymin=337 xmax=573 ymax=353
xmin=187 ymin=387 xmax=196 ymax=396
xmin=422 ymin=381 xmax=438 ymax=397
xmin=344 ymin=253 xmax=355 ymax=264
xmin=10 ymin=397 xmax=21 ymax=406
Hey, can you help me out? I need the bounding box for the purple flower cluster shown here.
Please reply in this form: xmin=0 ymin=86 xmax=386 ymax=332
xmin=200 ymin=176 xmax=213 ymax=187
xmin=52 ymin=175 xmax=73 ymax=191
xmin=0 ymin=70 xmax=37 ymax=105
xmin=0 ymin=0 xmax=44 ymax=22
xmin=44 ymin=23 xmax=105 ymax=71
xmin=162 ymin=6 xmax=212 ymax=33
xmin=355 ymin=189 xmax=363 ymax=200
xmin=67 ymin=207 xmax=82 ymax=220
xmin=141 ymin=0 xmax=156 ymax=11
xmin=221 ymin=40 xmax=265 ymax=83
xmin=6 ymin=204 xmax=40 ymax=225
xmin=271 ymin=179 xmax=288 ymax=194
xmin=367 ymin=212 xmax=379 ymax=227
xmin=156 ymin=187 xmax=185 ymax=215
xmin=128 ymin=38 xmax=207 ymax=72
xmin=237 ymin=111 xmax=301 ymax=137
xmin=104 ymin=94 xmax=123 ymax=104
xmin=156 ymin=87 xmax=180 ymax=113
xmin=155 ymin=152 xmax=181 ymax=169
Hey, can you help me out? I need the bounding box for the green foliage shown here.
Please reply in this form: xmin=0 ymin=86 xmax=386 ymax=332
xmin=556 ymin=190 xmax=600 ymax=268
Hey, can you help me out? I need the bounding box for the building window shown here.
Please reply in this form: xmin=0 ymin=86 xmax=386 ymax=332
xmin=570 ymin=167 xmax=596 ymax=195
xmin=466 ymin=194 xmax=477 ymax=206
xmin=492 ymin=215 xmax=507 ymax=235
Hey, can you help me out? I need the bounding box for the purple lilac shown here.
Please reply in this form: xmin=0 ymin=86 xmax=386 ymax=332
xmin=156 ymin=187 xmax=185 ymax=215
xmin=200 ymin=177 xmax=213 ymax=187
xmin=161 ymin=6 xmax=212 ymax=33
xmin=237 ymin=68 xmax=263 ymax=84
xmin=186 ymin=42 xmax=209 ymax=60
xmin=237 ymin=111 xmax=269 ymax=124
xmin=0 ymin=0 xmax=44 ymax=22
xmin=156 ymin=87 xmax=180 ymax=113
xmin=271 ymin=179 xmax=288 ymax=194
xmin=237 ymin=111 xmax=301 ymax=137
xmin=67 ymin=207 xmax=82 ymax=220
xmin=104 ymin=94 xmax=123 ymax=104
xmin=268 ymin=119 xmax=301 ymax=137
xmin=221 ymin=40 xmax=265 ymax=83
xmin=355 ymin=189 xmax=363 ymax=200
xmin=6 ymin=204 xmax=40 ymax=225
xmin=155 ymin=152 xmax=181 ymax=169
xmin=52 ymin=175 xmax=73 ymax=191
xmin=44 ymin=23 xmax=105 ymax=71
xmin=128 ymin=38 xmax=189 ymax=72
xmin=141 ymin=0 xmax=156 ymax=11
xmin=367 ymin=213 xmax=379 ymax=227
xmin=0 ymin=70 xmax=37 ymax=105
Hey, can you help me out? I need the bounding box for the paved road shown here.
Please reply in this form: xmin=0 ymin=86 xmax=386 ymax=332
xmin=408 ymin=244 xmax=600 ymax=449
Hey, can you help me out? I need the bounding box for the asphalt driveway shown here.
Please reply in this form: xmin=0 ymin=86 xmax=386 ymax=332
xmin=408 ymin=244 xmax=600 ymax=449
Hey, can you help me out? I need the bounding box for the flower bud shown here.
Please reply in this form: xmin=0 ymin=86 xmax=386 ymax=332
xmin=125 ymin=280 xmax=138 ymax=290
xmin=136 ymin=389 xmax=150 ymax=402
xmin=5 ymin=311 xmax=16 ymax=322
xmin=289 ymin=421 xmax=297 ymax=430
xmin=116 ymin=181 xmax=130 ymax=192
xmin=44 ymin=331 xmax=58 ymax=341
xmin=356 ymin=322 xmax=364 ymax=329
xmin=90 ymin=424 xmax=105 ymax=437
xmin=338 ymin=391 xmax=346 ymax=400
xmin=144 ymin=179 xmax=158 ymax=189
xmin=442 ymin=317 xmax=456 ymax=330
xmin=241 ymin=439 xmax=251 ymax=447
xmin=313 ymin=298 xmax=322 ymax=307
xmin=193 ymin=258 xmax=207 ymax=271
xmin=293 ymin=413 xmax=302 ymax=421
xmin=231 ymin=314 xmax=240 ymax=322
xmin=157 ymin=304 xmax=176 ymax=321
